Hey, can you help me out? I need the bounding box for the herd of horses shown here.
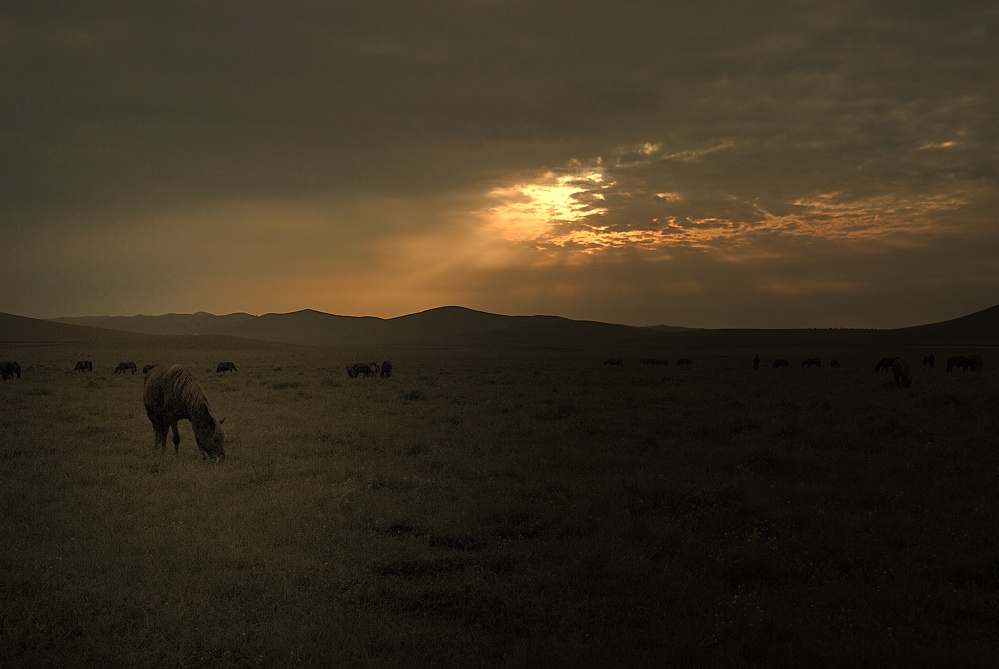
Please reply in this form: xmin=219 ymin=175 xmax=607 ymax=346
xmin=3 ymin=357 xmax=396 ymax=461
xmin=600 ymin=352 xmax=984 ymax=390
xmin=345 ymin=360 xmax=393 ymax=378
xmin=0 ymin=349 xmax=985 ymax=465
xmin=942 ymin=354 xmax=984 ymax=372
xmin=1 ymin=357 xmax=402 ymax=380
xmin=41 ymin=360 xmax=238 ymax=375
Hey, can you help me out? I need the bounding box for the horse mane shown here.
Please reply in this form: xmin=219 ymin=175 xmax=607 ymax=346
xmin=183 ymin=370 xmax=222 ymax=429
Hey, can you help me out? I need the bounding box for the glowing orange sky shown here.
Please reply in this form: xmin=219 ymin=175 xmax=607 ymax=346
xmin=2 ymin=3 xmax=997 ymax=327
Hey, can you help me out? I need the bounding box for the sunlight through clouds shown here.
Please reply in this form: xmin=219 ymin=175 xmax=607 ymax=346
xmin=474 ymin=139 xmax=980 ymax=260
xmin=483 ymin=165 xmax=609 ymax=244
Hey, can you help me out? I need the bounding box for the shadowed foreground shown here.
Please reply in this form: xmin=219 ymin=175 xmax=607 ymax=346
xmin=1 ymin=343 xmax=997 ymax=666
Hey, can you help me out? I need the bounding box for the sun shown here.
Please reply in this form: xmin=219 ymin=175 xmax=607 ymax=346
xmin=483 ymin=167 xmax=608 ymax=244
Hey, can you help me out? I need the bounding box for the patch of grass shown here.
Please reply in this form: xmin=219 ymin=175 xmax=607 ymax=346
xmin=1 ymin=344 xmax=997 ymax=667
xmin=270 ymin=380 xmax=304 ymax=390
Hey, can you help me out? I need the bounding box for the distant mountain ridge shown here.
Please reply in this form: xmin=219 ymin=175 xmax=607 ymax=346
xmin=1 ymin=303 xmax=993 ymax=349
xmin=47 ymin=306 xmax=679 ymax=348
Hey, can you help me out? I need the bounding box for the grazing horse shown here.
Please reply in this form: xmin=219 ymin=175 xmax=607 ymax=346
xmin=74 ymin=360 xmax=93 ymax=372
xmin=347 ymin=362 xmax=374 ymax=378
xmin=830 ymin=359 xmax=840 ymax=368
xmin=640 ymin=358 xmax=668 ymax=366
xmin=380 ymin=360 xmax=393 ymax=378
xmin=143 ymin=364 xmax=226 ymax=461
xmin=923 ymin=354 xmax=935 ymax=369
xmin=676 ymin=358 xmax=693 ymax=367
xmin=604 ymin=358 xmax=624 ymax=366
xmin=891 ymin=358 xmax=912 ymax=387
xmin=114 ymin=361 xmax=138 ymax=375
xmin=772 ymin=359 xmax=788 ymax=369
xmin=946 ymin=356 xmax=972 ymax=372
xmin=947 ymin=354 xmax=983 ymax=372
xmin=801 ymin=358 xmax=821 ymax=368
xmin=142 ymin=364 xmax=157 ymax=374
xmin=874 ymin=357 xmax=898 ymax=372
xmin=216 ymin=361 xmax=238 ymax=374
xmin=1 ymin=361 xmax=21 ymax=380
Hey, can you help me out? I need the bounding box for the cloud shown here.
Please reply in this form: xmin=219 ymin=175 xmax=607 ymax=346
xmin=1 ymin=2 xmax=997 ymax=326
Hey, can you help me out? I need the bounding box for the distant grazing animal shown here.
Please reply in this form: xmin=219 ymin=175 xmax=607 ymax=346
xmin=114 ymin=361 xmax=138 ymax=375
xmin=142 ymin=364 xmax=157 ymax=374
xmin=753 ymin=354 xmax=760 ymax=370
xmin=216 ymin=361 xmax=238 ymax=374
xmin=946 ymin=356 xmax=973 ymax=372
xmin=380 ymin=360 xmax=393 ymax=378
xmin=347 ymin=362 xmax=374 ymax=378
xmin=676 ymin=358 xmax=693 ymax=367
xmin=143 ymin=364 xmax=226 ymax=461
xmin=891 ymin=358 xmax=912 ymax=387
xmin=640 ymin=359 xmax=668 ymax=366
xmin=830 ymin=359 xmax=840 ymax=368
xmin=1 ymin=361 xmax=21 ymax=380
xmin=875 ymin=357 xmax=898 ymax=373
xmin=947 ymin=354 xmax=983 ymax=372
xmin=74 ymin=360 xmax=93 ymax=372
xmin=801 ymin=358 xmax=821 ymax=368
xmin=923 ymin=354 xmax=935 ymax=369
xmin=369 ymin=361 xmax=380 ymax=377
xmin=772 ymin=359 xmax=788 ymax=369
xmin=604 ymin=359 xmax=624 ymax=366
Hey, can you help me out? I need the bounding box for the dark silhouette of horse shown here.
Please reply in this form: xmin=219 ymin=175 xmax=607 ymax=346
xmin=947 ymin=354 xmax=983 ymax=372
xmin=923 ymin=354 xmax=935 ymax=368
xmin=676 ymin=358 xmax=693 ymax=367
xmin=216 ymin=361 xmax=238 ymax=374
xmin=875 ymin=357 xmax=898 ymax=372
xmin=946 ymin=356 xmax=972 ymax=372
xmin=380 ymin=360 xmax=393 ymax=378
xmin=347 ymin=362 xmax=374 ymax=378
xmin=1 ymin=361 xmax=20 ymax=380
xmin=142 ymin=364 xmax=157 ymax=374
xmin=604 ymin=358 xmax=624 ymax=366
xmin=772 ymin=359 xmax=788 ymax=369
xmin=801 ymin=358 xmax=821 ymax=368
xmin=114 ymin=361 xmax=138 ymax=374
xmin=753 ymin=354 xmax=760 ymax=370
xmin=891 ymin=358 xmax=912 ymax=387
xmin=830 ymin=360 xmax=840 ymax=368
xmin=74 ymin=360 xmax=93 ymax=372
xmin=640 ymin=359 xmax=668 ymax=366
xmin=143 ymin=364 xmax=226 ymax=461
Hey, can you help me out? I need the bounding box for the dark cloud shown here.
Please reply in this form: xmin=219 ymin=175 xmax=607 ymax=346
xmin=2 ymin=1 xmax=997 ymax=325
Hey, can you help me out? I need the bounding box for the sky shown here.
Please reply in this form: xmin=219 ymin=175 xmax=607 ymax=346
xmin=2 ymin=1 xmax=998 ymax=328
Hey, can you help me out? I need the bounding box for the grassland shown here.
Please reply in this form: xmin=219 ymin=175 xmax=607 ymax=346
xmin=1 ymin=340 xmax=997 ymax=667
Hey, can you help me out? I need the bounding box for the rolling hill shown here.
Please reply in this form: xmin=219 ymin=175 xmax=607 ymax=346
xmin=1 ymin=303 xmax=994 ymax=350
xmin=47 ymin=306 xmax=678 ymax=349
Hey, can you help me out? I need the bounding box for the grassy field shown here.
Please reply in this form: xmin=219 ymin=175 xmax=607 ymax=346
xmin=1 ymin=341 xmax=997 ymax=667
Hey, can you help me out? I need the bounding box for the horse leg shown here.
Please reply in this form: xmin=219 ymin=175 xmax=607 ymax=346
xmin=149 ymin=415 xmax=169 ymax=451
xmin=170 ymin=421 xmax=181 ymax=454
